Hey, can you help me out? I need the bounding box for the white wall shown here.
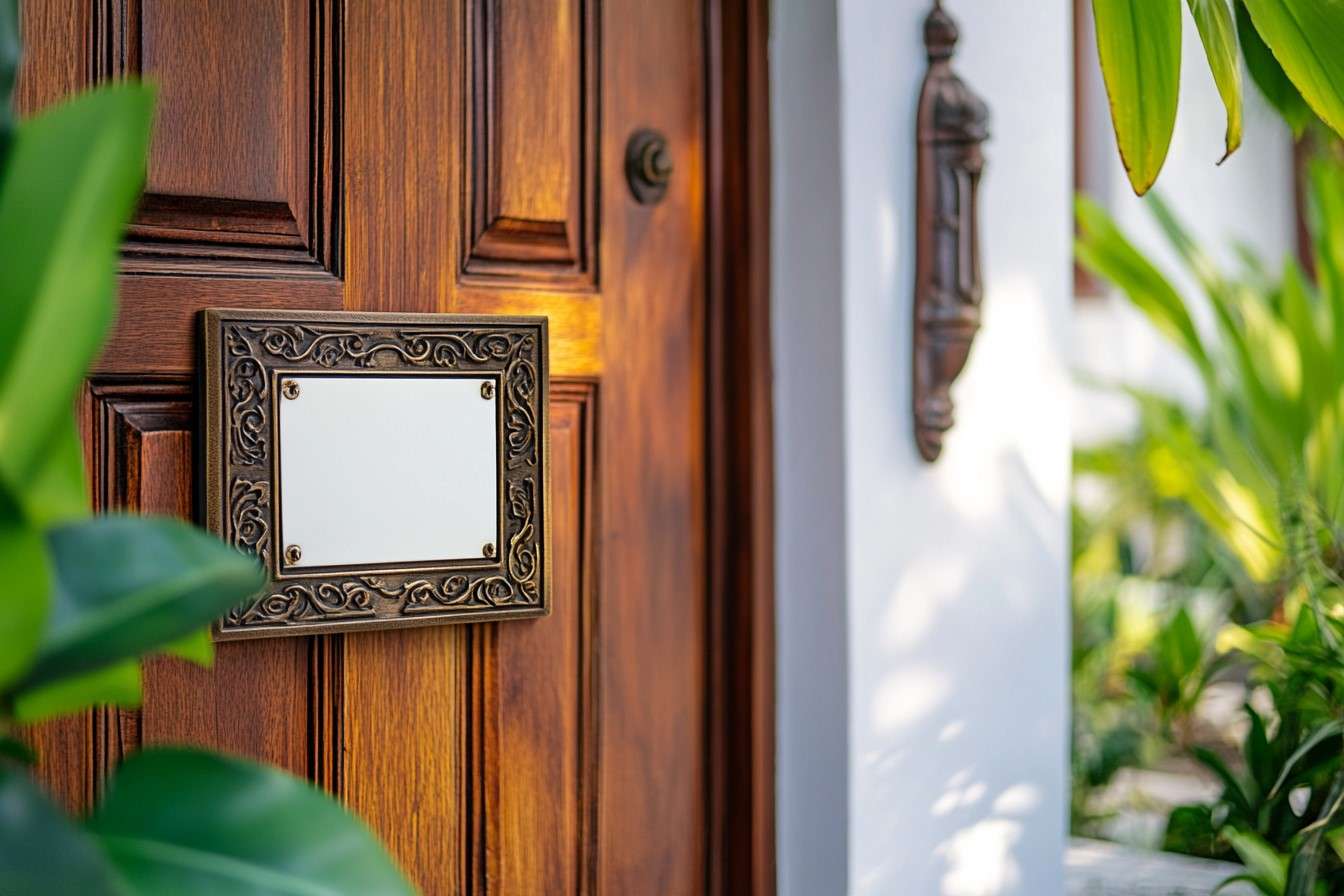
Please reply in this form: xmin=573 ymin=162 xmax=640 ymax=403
xmin=773 ymin=1 xmax=1072 ymax=894
xmin=771 ymin=0 xmax=849 ymax=892
xmin=1072 ymin=2 xmax=1296 ymax=443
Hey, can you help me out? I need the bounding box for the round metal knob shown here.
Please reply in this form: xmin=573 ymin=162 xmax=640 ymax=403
xmin=625 ymin=129 xmax=672 ymax=205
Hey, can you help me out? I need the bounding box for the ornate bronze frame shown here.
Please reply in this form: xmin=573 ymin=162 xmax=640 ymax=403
xmin=913 ymin=1 xmax=989 ymax=462
xmin=199 ymin=308 xmax=550 ymax=640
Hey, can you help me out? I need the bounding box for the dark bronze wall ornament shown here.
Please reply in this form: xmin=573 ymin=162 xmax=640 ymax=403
xmin=199 ymin=309 xmax=550 ymax=639
xmin=913 ymin=0 xmax=989 ymax=462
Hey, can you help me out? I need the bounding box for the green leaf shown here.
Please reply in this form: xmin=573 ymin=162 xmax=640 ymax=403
xmin=0 ymin=482 xmax=49 ymax=692
xmin=87 ymin=748 xmax=416 ymax=896
xmin=20 ymin=411 xmax=91 ymax=527
xmin=1091 ymin=0 xmax=1183 ymax=194
xmin=0 ymin=759 xmax=129 ymax=896
xmin=161 ymin=627 xmax=214 ymax=668
xmin=1196 ymin=745 xmax=1257 ymax=816
xmin=1187 ymin=0 xmax=1243 ymax=162
xmin=1240 ymin=0 xmax=1344 ymax=141
xmin=1268 ymin=720 xmax=1344 ymax=801
xmin=0 ymin=82 xmax=153 ymax=511
xmin=1285 ymin=769 xmax=1344 ymax=896
xmin=1235 ymin=0 xmax=1313 ymax=136
xmin=0 ymin=736 xmax=33 ymax=764
xmin=12 ymin=659 xmax=141 ymax=724
xmin=1076 ymin=196 xmax=1212 ymax=376
xmin=1224 ymin=829 xmax=1289 ymax=894
xmin=18 ymin=515 xmax=265 ymax=691
xmin=0 ymin=0 xmax=18 ymax=176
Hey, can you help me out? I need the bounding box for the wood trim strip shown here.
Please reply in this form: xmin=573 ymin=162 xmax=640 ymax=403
xmin=705 ymin=0 xmax=776 ymax=893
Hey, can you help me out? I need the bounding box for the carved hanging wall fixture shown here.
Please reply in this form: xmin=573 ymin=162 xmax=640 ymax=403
xmin=912 ymin=0 xmax=989 ymax=462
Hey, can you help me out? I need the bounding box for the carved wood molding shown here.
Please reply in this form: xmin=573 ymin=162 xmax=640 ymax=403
xmin=913 ymin=1 xmax=989 ymax=462
xmin=460 ymin=0 xmax=598 ymax=289
xmin=201 ymin=310 xmax=550 ymax=639
xmin=91 ymin=0 xmax=343 ymax=277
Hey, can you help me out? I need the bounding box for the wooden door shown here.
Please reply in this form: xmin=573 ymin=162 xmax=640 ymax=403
xmin=13 ymin=1 xmax=771 ymax=893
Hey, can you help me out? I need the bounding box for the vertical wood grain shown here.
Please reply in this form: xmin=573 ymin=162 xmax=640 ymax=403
xmin=597 ymin=0 xmax=708 ymax=892
xmin=338 ymin=3 xmax=464 ymax=891
xmin=492 ymin=386 xmax=597 ymax=896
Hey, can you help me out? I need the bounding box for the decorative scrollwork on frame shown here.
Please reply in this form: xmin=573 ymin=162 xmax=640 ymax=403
xmin=227 ymin=581 xmax=379 ymax=627
xmin=229 ymin=478 xmax=271 ymax=565
xmin=225 ymin=328 xmax=268 ymax=465
xmin=205 ymin=310 xmax=548 ymax=638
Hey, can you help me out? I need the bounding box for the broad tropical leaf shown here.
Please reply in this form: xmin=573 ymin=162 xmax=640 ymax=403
xmin=1091 ymin=0 xmax=1182 ymax=194
xmin=16 ymin=515 xmax=264 ymax=691
xmin=1187 ymin=0 xmax=1242 ymax=162
xmin=1240 ymin=0 xmax=1344 ymax=141
xmin=20 ymin=412 xmax=90 ymax=526
xmin=0 ymin=83 xmax=152 ymax=515
xmin=88 ymin=749 xmax=416 ymax=895
xmin=0 ymin=482 xmax=48 ymax=692
xmin=1235 ymin=0 xmax=1313 ymax=136
xmin=0 ymin=0 xmax=18 ymax=176
xmin=0 ymin=760 xmax=128 ymax=896
xmin=12 ymin=659 xmax=140 ymax=723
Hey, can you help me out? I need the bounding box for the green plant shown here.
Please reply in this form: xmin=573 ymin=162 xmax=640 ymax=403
xmin=1090 ymin=0 xmax=1344 ymax=194
xmin=1077 ymin=163 xmax=1344 ymax=602
xmin=1076 ymin=147 xmax=1344 ymax=895
xmin=0 ymin=6 xmax=414 ymax=893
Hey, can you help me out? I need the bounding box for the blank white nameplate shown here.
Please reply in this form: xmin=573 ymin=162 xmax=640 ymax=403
xmin=200 ymin=308 xmax=549 ymax=640
xmin=277 ymin=375 xmax=498 ymax=569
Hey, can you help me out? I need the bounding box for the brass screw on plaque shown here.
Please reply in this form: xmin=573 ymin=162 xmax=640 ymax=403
xmin=480 ymin=381 xmax=496 ymax=400
xmin=284 ymin=544 xmax=302 ymax=565
xmin=483 ymin=542 xmax=496 ymax=559
xmin=281 ymin=379 xmax=300 ymax=400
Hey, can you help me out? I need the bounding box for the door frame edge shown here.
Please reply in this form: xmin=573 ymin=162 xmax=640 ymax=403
xmin=705 ymin=1 xmax=776 ymax=894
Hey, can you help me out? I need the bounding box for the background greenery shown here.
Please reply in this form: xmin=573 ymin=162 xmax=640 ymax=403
xmin=0 ymin=3 xmax=415 ymax=892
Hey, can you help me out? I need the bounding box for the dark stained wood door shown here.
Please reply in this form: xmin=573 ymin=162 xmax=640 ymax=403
xmin=16 ymin=1 xmax=723 ymax=892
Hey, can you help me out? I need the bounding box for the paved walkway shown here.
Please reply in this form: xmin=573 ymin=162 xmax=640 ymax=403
xmin=1066 ymin=838 xmax=1255 ymax=895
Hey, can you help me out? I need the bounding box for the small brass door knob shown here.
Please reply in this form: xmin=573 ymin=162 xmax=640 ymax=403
xmin=625 ymin=129 xmax=672 ymax=204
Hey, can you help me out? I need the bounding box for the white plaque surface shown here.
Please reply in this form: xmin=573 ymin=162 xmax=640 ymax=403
xmin=277 ymin=375 xmax=498 ymax=569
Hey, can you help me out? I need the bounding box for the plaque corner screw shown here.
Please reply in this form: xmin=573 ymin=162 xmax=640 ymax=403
xmin=281 ymin=379 xmax=300 ymax=400
xmin=480 ymin=381 xmax=496 ymax=400
xmin=284 ymin=544 xmax=302 ymax=565
xmin=483 ymin=542 xmax=497 ymax=559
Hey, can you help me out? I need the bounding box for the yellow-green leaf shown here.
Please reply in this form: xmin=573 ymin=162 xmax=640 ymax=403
xmin=1187 ymin=0 xmax=1242 ymax=162
xmin=12 ymin=659 xmax=141 ymax=724
xmin=1240 ymin=0 xmax=1344 ymax=141
xmin=1235 ymin=0 xmax=1313 ymax=136
xmin=1092 ymin=0 xmax=1183 ymax=194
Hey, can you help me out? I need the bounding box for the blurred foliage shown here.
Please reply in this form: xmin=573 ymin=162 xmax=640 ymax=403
xmin=1072 ymin=141 xmax=1344 ymax=893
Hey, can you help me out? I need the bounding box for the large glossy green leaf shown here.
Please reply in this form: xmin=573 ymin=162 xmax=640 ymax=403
xmin=21 ymin=411 xmax=91 ymax=526
xmin=13 ymin=659 xmax=141 ymax=724
xmin=1240 ymin=0 xmax=1344 ymax=141
xmin=0 ymin=0 xmax=18 ymax=176
xmin=1092 ymin=0 xmax=1183 ymax=194
xmin=0 ymin=759 xmax=129 ymax=896
xmin=17 ymin=515 xmax=265 ymax=691
xmin=0 ymin=82 xmax=152 ymax=512
xmin=0 ymin=482 xmax=49 ymax=692
xmin=88 ymin=748 xmax=416 ymax=896
xmin=1235 ymin=0 xmax=1313 ymax=136
xmin=1188 ymin=0 xmax=1242 ymax=161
